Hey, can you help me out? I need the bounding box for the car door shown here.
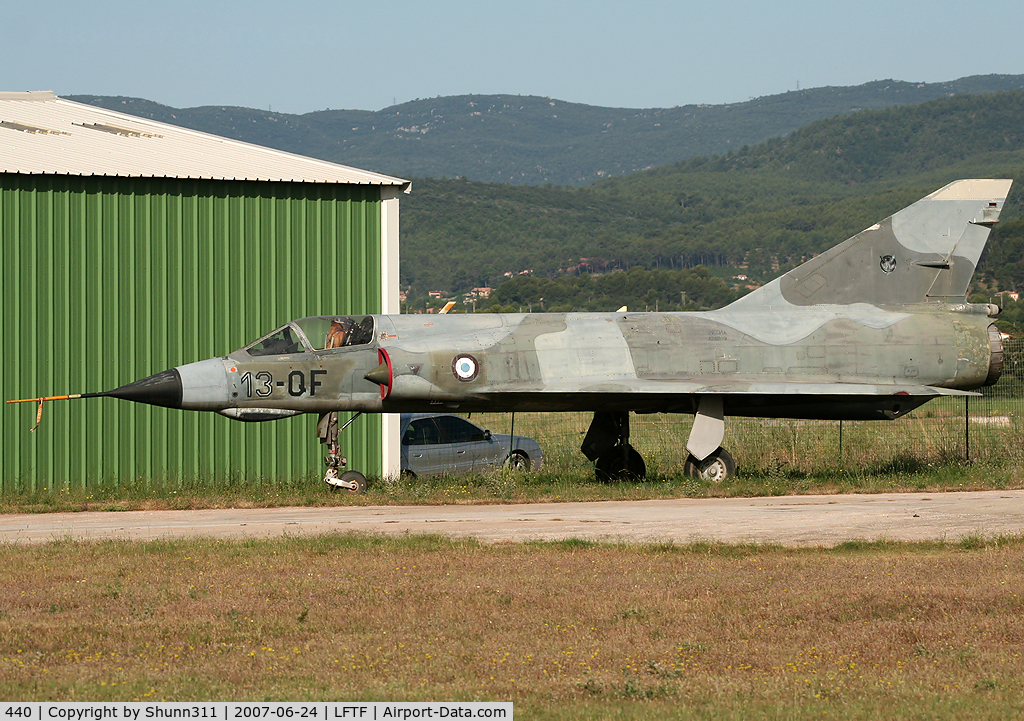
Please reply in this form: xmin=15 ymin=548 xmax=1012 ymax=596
xmin=401 ymin=416 xmax=452 ymax=477
xmin=433 ymin=415 xmax=499 ymax=473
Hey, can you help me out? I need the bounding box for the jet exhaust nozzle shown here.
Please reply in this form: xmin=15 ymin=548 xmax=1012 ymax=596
xmin=985 ymin=324 xmax=1004 ymax=386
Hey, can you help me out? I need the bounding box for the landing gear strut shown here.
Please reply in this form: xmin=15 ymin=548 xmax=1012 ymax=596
xmin=316 ymin=411 xmax=367 ymax=493
xmin=582 ymin=411 xmax=647 ymax=482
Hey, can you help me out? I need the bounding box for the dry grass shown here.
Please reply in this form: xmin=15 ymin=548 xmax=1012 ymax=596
xmin=2 ymin=534 xmax=1024 ymax=718
xmin=3 ymin=447 xmax=1023 ymax=517
xmin=5 ymin=396 xmax=1024 ymax=514
xmin=475 ymin=401 xmax=1024 ymax=477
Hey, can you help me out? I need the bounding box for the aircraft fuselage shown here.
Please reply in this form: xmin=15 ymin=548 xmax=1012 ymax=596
xmin=152 ymin=302 xmax=1002 ymax=424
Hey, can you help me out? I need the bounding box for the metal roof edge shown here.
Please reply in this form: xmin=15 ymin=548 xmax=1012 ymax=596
xmin=0 ymin=169 xmax=413 ymax=191
xmin=0 ymin=90 xmax=57 ymax=102
xmin=46 ymin=94 xmax=411 ymax=192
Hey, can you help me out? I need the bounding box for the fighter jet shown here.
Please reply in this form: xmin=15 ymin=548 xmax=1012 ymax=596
xmin=9 ymin=179 xmax=1012 ymax=490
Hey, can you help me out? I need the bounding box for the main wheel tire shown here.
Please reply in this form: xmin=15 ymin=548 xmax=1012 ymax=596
xmin=505 ymin=451 xmax=531 ymax=471
xmin=684 ymin=447 xmax=735 ymax=482
xmin=334 ymin=470 xmax=367 ymax=494
xmin=595 ymin=445 xmax=646 ymax=483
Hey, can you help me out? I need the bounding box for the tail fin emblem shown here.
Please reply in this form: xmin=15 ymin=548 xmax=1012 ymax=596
xmin=880 ymin=255 xmax=897 ymax=274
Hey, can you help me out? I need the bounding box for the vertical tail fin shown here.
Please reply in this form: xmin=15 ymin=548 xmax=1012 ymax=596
xmin=728 ymin=179 xmax=1012 ymax=309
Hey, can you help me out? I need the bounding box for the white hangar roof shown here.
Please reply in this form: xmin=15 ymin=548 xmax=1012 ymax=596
xmin=0 ymin=91 xmax=410 ymax=190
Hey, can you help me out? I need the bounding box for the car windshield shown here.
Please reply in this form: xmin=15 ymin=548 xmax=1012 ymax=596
xmin=243 ymin=316 xmax=375 ymax=357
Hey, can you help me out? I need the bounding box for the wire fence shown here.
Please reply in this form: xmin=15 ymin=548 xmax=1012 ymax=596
xmin=473 ymin=338 xmax=1024 ymax=476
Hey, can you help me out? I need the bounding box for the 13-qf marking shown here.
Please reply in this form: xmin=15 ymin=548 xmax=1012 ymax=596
xmin=240 ymin=370 xmax=326 ymax=398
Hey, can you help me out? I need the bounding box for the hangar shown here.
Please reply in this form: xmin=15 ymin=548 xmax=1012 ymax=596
xmin=0 ymin=91 xmax=409 ymax=491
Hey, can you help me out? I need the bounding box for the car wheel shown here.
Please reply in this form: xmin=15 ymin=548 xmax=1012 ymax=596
xmin=505 ymin=451 xmax=531 ymax=471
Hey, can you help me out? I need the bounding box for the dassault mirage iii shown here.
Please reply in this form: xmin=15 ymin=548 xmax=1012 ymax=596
xmin=9 ymin=179 xmax=1012 ymax=490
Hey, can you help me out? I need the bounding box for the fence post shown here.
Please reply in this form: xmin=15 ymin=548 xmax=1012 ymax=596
xmin=838 ymin=419 xmax=843 ymax=469
xmin=965 ymin=396 xmax=970 ymax=462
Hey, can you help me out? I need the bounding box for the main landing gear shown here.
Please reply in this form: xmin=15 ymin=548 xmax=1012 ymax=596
xmin=682 ymin=396 xmax=735 ymax=482
xmin=582 ymin=411 xmax=647 ymax=482
xmin=684 ymin=447 xmax=735 ymax=482
xmin=583 ymin=402 xmax=737 ymax=483
xmin=316 ymin=411 xmax=367 ymax=493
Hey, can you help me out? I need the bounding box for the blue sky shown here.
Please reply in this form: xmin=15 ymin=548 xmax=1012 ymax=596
xmin=5 ymin=0 xmax=1024 ymax=114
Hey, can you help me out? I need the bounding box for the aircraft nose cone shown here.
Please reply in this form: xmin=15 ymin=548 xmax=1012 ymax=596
xmin=106 ymin=368 xmax=183 ymax=408
xmin=104 ymin=358 xmax=232 ymax=411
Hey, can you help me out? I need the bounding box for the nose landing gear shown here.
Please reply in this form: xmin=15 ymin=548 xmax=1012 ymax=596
xmin=316 ymin=411 xmax=367 ymax=493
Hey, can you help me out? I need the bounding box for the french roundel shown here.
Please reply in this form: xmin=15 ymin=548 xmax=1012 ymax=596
xmin=452 ymin=354 xmax=479 ymax=381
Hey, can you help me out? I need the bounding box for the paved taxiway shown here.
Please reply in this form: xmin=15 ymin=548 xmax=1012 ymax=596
xmin=1 ymin=490 xmax=1022 ymax=546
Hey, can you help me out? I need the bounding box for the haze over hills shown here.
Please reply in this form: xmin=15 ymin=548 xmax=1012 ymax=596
xmin=399 ymin=90 xmax=1024 ymax=309
xmin=66 ymin=81 xmax=1024 ymax=322
xmin=69 ymin=75 xmax=1024 ymax=187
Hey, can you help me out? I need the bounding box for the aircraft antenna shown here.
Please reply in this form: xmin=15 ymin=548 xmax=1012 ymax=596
xmin=6 ymin=393 xmax=106 ymax=432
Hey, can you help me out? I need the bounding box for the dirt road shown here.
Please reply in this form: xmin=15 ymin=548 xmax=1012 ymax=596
xmin=2 ymin=490 xmax=1022 ymax=546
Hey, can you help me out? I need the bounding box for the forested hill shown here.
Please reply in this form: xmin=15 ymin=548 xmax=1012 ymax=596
xmin=400 ymin=91 xmax=1024 ymax=303
xmin=68 ymin=75 xmax=1024 ymax=186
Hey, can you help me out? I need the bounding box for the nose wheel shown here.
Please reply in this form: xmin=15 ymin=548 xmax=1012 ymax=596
xmin=317 ymin=411 xmax=367 ymax=493
xmin=325 ymin=468 xmax=367 ymax=494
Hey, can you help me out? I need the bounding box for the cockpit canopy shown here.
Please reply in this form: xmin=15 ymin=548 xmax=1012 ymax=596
xmin=244 ymin=316 xmax=375 ymax=356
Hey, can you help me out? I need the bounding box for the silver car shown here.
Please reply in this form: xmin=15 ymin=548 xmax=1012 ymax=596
xmin=399 ymin=413 xmax=544 ymax=478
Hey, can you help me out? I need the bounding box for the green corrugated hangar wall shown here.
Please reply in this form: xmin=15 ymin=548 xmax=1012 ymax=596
xmin=1 ymin=173 xmax=383 ymax=491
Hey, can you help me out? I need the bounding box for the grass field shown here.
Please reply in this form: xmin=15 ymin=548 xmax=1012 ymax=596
xmin=4 ymin=402 xmax=1024 ymax=715
xmin=471 ymin=402 xmax=1024 ymax=477
xmin=3 ymin=454 xmax=1024 ymax=516
xmin=4 ymin=400 xmax=1024 ymax=515
xmin=2 ymin=534 xmax=1023 ymax=719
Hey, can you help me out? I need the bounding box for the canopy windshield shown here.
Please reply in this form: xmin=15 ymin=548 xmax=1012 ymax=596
xmin=296 ymin=316 xmax=375 ymax=350
xmin=243 ymin=316 xmax=375 ymax=357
